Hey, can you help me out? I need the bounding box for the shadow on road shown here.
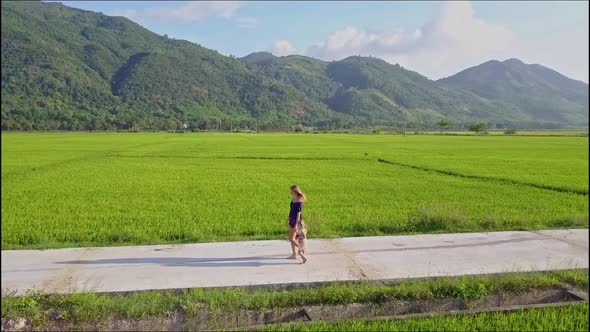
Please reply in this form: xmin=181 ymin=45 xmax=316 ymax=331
xmin=55 ymin=236 xmax=547 ymax=268
xmin=56 ymin=256 xmax=298 ymax=267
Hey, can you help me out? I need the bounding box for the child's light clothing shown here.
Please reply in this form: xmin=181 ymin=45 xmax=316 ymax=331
xmin=296 ymin=220 xmax=308 ymax=253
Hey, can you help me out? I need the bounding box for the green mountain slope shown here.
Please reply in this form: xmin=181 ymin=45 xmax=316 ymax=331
xmin=326 ymin=56 xmax=516 ymax=123
xmin=1 ymin=1 xmax=338 ymax=130
xmin=245 ymin=54 xmax=529 ymax=125
xmin=2 ymin=1 xmax=587 ymax=130
xmin=243 ymin=52 xmax=340 ymax=101
xmin=438 ymin=59 xmax=588 ymax=125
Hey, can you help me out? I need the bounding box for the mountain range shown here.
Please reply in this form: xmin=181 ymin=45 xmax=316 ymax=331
xmin=1 ymin=1 xmax=588 ymax=131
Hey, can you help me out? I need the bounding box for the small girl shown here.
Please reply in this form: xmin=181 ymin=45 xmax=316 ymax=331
xmin=287 ymin=185 xmax=308 ymax=263
xmin=296 ymin=219 xmax=308 ymax=264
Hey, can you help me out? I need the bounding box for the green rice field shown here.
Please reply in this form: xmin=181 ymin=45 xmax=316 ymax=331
xmin=1 ymin=133 xmax=588 ymax=249
xmin=267 ymin=303 xmax=589 ymax=331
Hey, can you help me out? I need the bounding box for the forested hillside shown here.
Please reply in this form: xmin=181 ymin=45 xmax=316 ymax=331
xmin=2 ymin=1 xmax=587 ymax=130
xmin=438 ymin=59 xmax=588 ymax=125
xmin=1 ymin=1 xmax=342 ymax=131
xmin=245 ymin=54 xmax=588 ymax=128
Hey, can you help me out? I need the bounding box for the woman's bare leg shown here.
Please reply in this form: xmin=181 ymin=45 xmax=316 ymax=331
xmin=288 ymin=227 xmax=298 ymax=258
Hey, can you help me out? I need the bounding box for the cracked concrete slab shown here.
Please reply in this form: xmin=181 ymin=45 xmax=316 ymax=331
xmin=1 ymin=230 xmax=588 ymax=295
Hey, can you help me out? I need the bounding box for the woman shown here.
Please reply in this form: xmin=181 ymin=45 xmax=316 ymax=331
xmin=287 ymin=185 xmax=307 ymax=263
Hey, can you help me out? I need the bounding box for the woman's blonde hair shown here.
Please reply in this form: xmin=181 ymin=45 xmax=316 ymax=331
xmin=290 ymin=185 xmax=307 ymax=203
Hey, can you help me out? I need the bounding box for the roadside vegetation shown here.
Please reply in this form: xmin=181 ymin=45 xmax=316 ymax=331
xmin=2 ymin=270 xmax=587 ymax=327
xmin=266 ymin=303 xmax=589 ymax=331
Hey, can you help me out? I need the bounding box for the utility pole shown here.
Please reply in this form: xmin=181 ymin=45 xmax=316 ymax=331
xmin=230 ymin=119 xmax=233 ymax=133
xmin=218 ymin=119 xmax=221 ymax=132
xmin=403 ymin=117 xmax=407 ymax=136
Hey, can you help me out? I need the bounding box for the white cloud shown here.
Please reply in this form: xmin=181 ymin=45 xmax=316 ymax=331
xmin=508 ymin=26 xmax=589 ymax=82
xmin=305 ymin=2 xmax=513 ymax=79
xmin=113 ymin=1 xmax=241 ymax=23
xmin=272 ymin=40 xmax=297 ymax=56
xmin=236 ymin=16 xmax=257 ymax=28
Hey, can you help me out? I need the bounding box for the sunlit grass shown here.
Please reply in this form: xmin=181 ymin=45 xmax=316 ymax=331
xmin=267 ymin=303 xmax=589 ymax=331
xmin=2 ymin=133 xmax=588 ymax=249
xmin=1 ymin=270 xmax=586 ymax=326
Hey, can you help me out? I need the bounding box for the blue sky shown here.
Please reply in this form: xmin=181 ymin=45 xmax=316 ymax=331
xmin=59 ymin=1 xmax=588 ymax=82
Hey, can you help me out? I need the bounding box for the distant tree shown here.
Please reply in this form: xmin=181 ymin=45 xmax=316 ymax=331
xmin=504 ymin=128 xmax=517 ymax=135
xmin=437 ymin=118 xmax=449 ymax=134
xmin=468 ymin=122 xmax=486 ymax=133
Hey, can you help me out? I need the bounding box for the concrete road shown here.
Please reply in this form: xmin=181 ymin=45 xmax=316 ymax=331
xmin=1 ymin=229 xmax=588 ymax=295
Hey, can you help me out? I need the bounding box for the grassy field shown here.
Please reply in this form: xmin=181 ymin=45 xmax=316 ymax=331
xmin=1 ymin=133 xmax=588 ymax=249
xmin=1 ymin=270 xmax=587 ymax=327
xmin=267 ymin=303 xmax=589 ymax=331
